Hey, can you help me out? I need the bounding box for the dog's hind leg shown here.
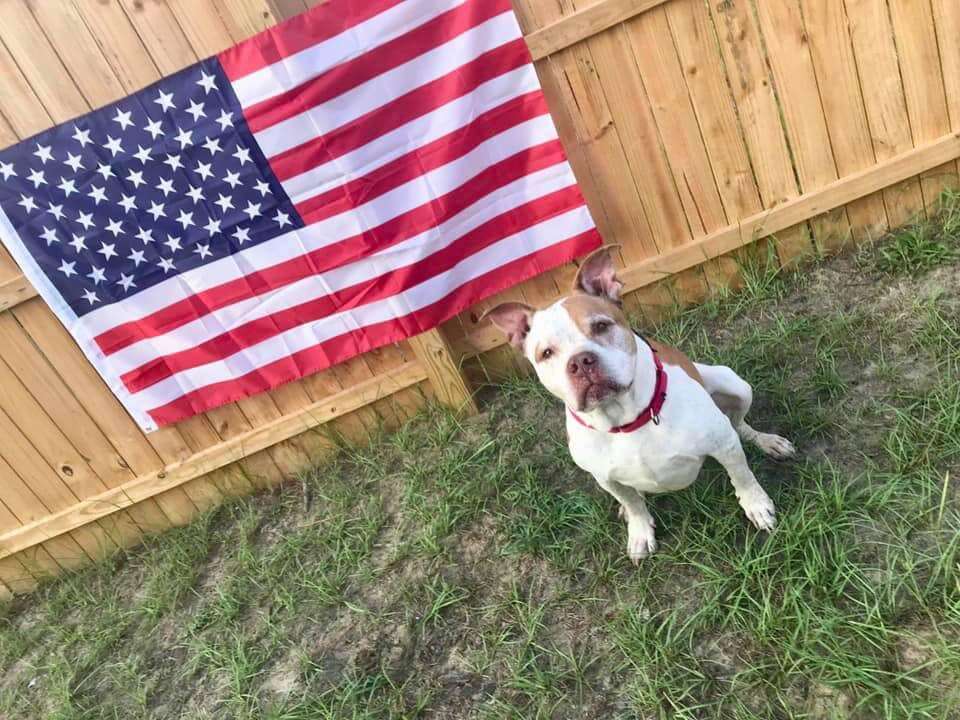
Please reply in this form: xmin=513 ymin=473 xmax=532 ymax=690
xmin=694 ymin=364 xmax=796 ymax=459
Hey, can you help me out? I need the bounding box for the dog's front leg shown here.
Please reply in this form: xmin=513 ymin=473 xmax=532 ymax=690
xmin=597 ymin=478 xmax=657 ymax=563
xmin=710 ymin=440 xmax=776 ymax=531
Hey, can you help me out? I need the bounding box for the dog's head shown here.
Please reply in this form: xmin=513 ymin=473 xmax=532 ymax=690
xmin=482 ymin=246 xmax=637 ymax=412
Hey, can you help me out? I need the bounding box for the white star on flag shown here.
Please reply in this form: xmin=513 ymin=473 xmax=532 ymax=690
xmin=88 ymin=185 xmax=108 ymax=205
xmin=64 ymin=153 xmax=84 ymax=173
xmin=105 ymin=218 xmax=124 ymax=237
xmin=76 ymin=211 xmax=96 ymax=230
xmin=71 ymin=126 xmax=92 ymax=147
xmin=58 ymin=177 xmax=78 ymax=197
xmin=176 ymin=210 xmax=194 ymax=229
xmin=69 ymin=234 xmax=86 ymax=253
xmin=147 ymin=202 xmax=165 ymax=220
xmin=47 ymin=203 xmax=65 ymax=221
xmin=126 ymin=169 xmax=146 ymax=188
xmin=103 ymin=136 xmax=124 ymax=157
xmin=164 ymin=234 xmax=182 ymax=252
xmin=186 ymin=100 xmax=206 ymax=122
xmin=39 ymin=227 xmax=59 ymax=245
xmin=215 ymin=109 xmax=233 ymax=131
xmin=81 ymin=289 xmax=99 ymax=305
xmin=214 ymin=193 xmax=233 ymax=213
xmin=27 ymin=169 xmax=46 ymax=188
xmin=155 ymin=89 xmax=175 ymax=112
xmin=118 ymin=194 xmax=137 ymax=212
xmin=232 ymin=226 xmax=251 ymax=244
xmin=144 ymin=118 xmax=164 ymax=139
xmin=186 ymin=185 xmax=205 ymax=203
xmin=242 ymin=201 xmax=261 ymax=220
xmin=97 ymin=241 xmax=117 ymax=260
xmin=17 ymin=194 xmax=38 ymax=213
xmin=117 ymin=273 xmax=136 ymax=292
xmin=86 ymin=266 xmax=106 ymax=285
xmin=273 ymin=210 xmax=291 ymax=228
xmin=195 ymin=243 xmax=212 ymax=259
xmin=34 ymin=144 xmax=54 ymax=164
xmin=96 ymin=163 xmax=115 ymax=181
xmin=113 ymin=109 xmax=134 ymax=131
xmin=197 ymin=71 xmax=218 ymax=94
xmin=134 ymin=145 xmax=152 ymax=163
xmin=158 ymin=257 xmax=177 ymax=273
xmin=58 ymin=259 xmax=77 ymax=277
xmin=0 ymin=161 xmax=15 ymax=181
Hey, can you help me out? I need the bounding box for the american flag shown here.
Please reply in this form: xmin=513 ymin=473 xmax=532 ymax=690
xmin=0 ymin=0 xmax=600 ymax=432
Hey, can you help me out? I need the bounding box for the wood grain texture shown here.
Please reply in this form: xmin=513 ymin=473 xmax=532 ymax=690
xmin=0 ymin=362 xmax=427 ymax=560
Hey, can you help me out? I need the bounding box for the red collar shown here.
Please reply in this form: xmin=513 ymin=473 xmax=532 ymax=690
xmin=568 ymin=346 xmax=668 ymax=433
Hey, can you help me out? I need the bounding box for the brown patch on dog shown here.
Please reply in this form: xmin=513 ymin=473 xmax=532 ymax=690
xmin=648 ymin=339 xmax=705 ymax=387
xmin=562 ymin=293 xmax=636 ymax=355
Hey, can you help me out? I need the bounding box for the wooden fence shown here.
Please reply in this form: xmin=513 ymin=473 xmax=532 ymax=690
xmin=0 ymin=0 xmax=958 ymax=596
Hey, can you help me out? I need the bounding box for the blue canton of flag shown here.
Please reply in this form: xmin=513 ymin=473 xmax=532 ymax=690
xmin=0 ymin=59 xmax=301 ymax=317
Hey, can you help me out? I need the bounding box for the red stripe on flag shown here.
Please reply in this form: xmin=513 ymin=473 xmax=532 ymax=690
xmin=267 ymin=38 xmax=531 ymax=182
xmin=294 ymin=91 xmax=548 ymax=220
xmin=244 ymin=0 xmax=511 ymax=134
xmin=122 ymin=186 xmax=587 ymax=393
xmin=95 ymin=139 xmax=567 ymax=357
xmin=218 ymin=0 xmax=405 ymax=81
xmin=147 ymin=228 xmax=602 ymax=427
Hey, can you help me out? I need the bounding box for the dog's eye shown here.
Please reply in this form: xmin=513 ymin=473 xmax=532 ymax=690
xmin=539 ymin=348 xmax=553 ymax=361
xmin=591 ymin=320 xmax=611 ymax=334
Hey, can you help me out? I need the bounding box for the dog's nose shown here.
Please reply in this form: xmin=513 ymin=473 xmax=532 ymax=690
xmin=567 ymin=351 xmax=598 ymax=377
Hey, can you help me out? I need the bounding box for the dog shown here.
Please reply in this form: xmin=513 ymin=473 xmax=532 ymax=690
xmin=482 ymin=246 xmax=795 ymax=562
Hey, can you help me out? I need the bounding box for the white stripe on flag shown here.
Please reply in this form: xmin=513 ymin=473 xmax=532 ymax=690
xmin=127 ymin=206 xmax=595 ymax=409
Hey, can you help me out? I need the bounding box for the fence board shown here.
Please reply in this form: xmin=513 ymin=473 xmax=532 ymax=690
xmin=887 ymin=0 xmax=959 ymax=207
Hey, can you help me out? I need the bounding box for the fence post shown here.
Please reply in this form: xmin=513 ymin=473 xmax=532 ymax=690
xmin=408 ymin=327 xmax=478 ymax=415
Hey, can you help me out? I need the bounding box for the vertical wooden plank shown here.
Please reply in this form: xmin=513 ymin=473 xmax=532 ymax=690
xmin=624 ymin=7 xmax=728 ymax=236
xmin=887 ymin=0 xmax=959 ymax=207
xmin=842 ymin=0 xmax=925 ymax=227
xmin=751 ymin=0 xmax=853 ymax=254
xmin=663 ymin=0 xmax=765 ymax=291
xmin=408 ymin=329 xmax=478 ymax=414
xmin=931 ymin=0 xmax=960 ymax=137
xmin=799 ymin=0 xmax=889 ymax=245
xmin=706 ymin=0 xmax=814 ymax=267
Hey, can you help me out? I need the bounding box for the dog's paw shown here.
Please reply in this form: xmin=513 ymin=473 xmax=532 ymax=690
xmin=740 ymin=489 xmax=776 ymax=532
xmin=754 ymin=433 xmax=796 ymax=459
xmin=626 ymin=519 xmax=657 ymax=564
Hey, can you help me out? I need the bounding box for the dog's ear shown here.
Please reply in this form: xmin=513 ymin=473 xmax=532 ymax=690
xmin=480 ymin=302 xmax=535 ymax=350
xmin=572 ymin=245 xmax=623 ymax=303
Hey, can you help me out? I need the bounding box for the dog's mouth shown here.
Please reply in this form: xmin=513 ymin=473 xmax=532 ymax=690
xmin=575 ymin=380 xmax=629 ymax=411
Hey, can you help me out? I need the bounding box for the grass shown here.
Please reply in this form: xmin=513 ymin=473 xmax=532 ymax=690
xmin=2 ymin=194 xmax=960 ymax=718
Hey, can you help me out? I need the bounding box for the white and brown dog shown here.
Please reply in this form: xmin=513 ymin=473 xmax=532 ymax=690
xmin=483 ymin=246 xmax=795 ymax=562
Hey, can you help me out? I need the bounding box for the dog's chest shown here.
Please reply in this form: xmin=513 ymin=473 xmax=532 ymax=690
xmin=569 ymin=426 xmax=705 ymax=493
